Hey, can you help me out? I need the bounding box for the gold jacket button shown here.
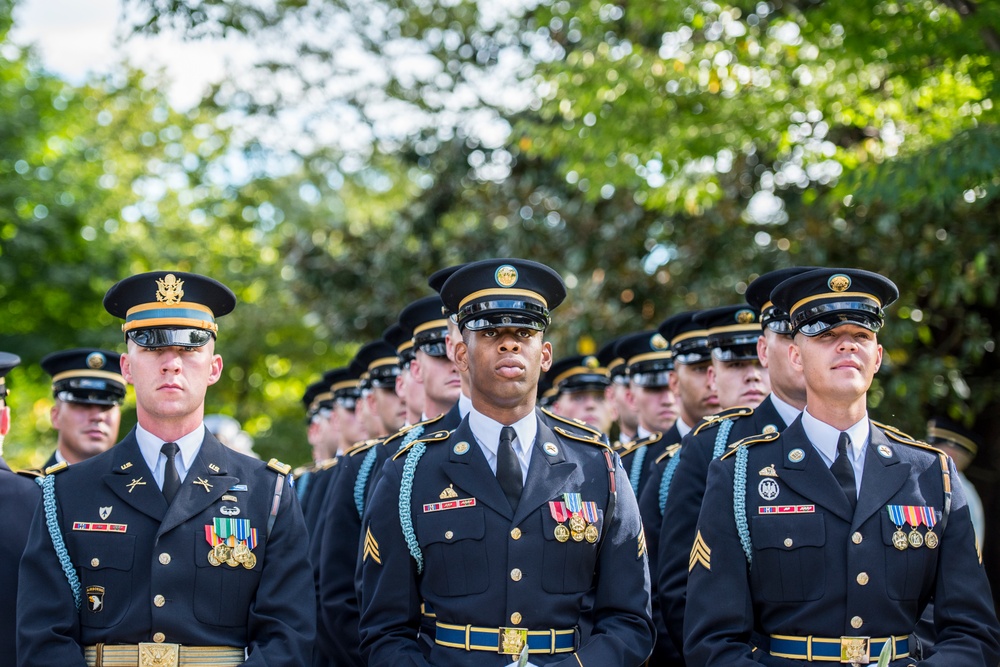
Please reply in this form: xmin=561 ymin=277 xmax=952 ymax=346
xmin=851 ymin=616 xmax=863 ymax=629
xmin=91 ymin=558 xmax=100 ymax=567
xmin=852 ymin=532 xmax=863 ymax=544
xmin=510 ymin=568 xmax=522 ymax=582
xmin=510 ymin=612 xmax=522 ymax=625
xmin=510 ymin=528 xmax=522 ymax=540
xmin=856 ymin=572 xmax=869 ymax=586
xmin=158 ymin=553 xmax=171 ymax=565
xmin=444 ymin=531 xmax=454 ymax=540
xmin=783 ymin=538 xmax=793 ymax=548
xmin=153 ymin=632 xmax=166 ymax=643
xmin=153 ymin=595 xmax=165 ymax=607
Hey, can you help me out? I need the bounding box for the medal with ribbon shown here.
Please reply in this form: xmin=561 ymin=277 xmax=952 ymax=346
xmin=548 ymin=501 xmax=570 ymax=542
xmin=921 ymin=506 xmax=939 ymax=549
xmin=564 ymin=493 xmax=585 ymax=541
xmin=904 ymin=505 xmax=926 ymax=548
xmin=204 ymin=524 xmax=224 ymax=566
xmin=887 ymin=505 xmax=909 ymax=550
xmin=582 ymin=501 xmax=600 ymax=543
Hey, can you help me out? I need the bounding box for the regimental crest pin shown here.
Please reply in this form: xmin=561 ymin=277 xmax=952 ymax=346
xmin=877 ymin=444 xmax=893 ymax=458
xmin=99 ymin=506 xmax=112 ymax=520
xmin=758 ymin=478 xmax=780 ymax=501
xmin=439 ymin=485 xmax=458 ymax=500
xmin=788 ymin=448 xmax=805 ymax=463
xmin=543 ymin=442 xmax=559 ymax=456
xmin=453 ymin=441 xmax=470 ymax=455
xmin=762 ymin=424 xmax=778 ymax=435
xmin=758 ymin=464 xmax=778 ymax=478
xmin=86 ymin=585 xmax=105 ymax=613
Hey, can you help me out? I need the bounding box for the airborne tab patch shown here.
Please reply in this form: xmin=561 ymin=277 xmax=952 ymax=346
xmin=690 ymin=530 xmax=711 ymax=572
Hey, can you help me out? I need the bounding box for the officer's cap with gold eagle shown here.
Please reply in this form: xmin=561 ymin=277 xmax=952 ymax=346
xmin=546 ymin=354 xmax=610 ymax=395
xmin=616 ymin=330 xmax=673 ymax=388
xmin=41 ymin=348 xmax=125 ymax=406
xmin=440 ymin=258 xmax=566 ymax=332
xmin=694 ymin=305 xmax=761 ymax=362
xmin=104 ymin=271 xmax=236 ymax=348
xmin=771 ymin=268 xmax=898 ymax=337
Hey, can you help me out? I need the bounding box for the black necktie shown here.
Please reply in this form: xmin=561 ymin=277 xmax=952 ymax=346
xmin=497 ymin=426 xmax=523 ymax=511
xmin=161 ymin=442 xmax=181 ymax=503
xmin=831 ymin=432 xmax=857 ymax=511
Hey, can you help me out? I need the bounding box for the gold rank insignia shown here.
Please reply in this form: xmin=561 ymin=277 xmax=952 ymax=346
xmin=637 ymin=527 xmax=647 ymax=560
xmin=759 ymin=464 xmax=778 ymax=477
xmin=363 ymin=528 xmax=381 ymax=565
xmin=439 ymin=484 xmax=458 ymax=500
xmin=690 ymin=531 xmax=711 ymax=572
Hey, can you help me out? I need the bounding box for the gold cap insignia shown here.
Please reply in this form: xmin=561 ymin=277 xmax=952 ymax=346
xmin=584 ymin=355 xmax=599 ymax=369
xmin=155 ymin=273 xmax=185 ymax=304
xmin=736 ymin=309 xmax=756 ymax=324
xmin=439 ymin=484 xmax=458 ymax=499
xmin=453 ymin=441 xmax=470 ymax=455
xmin=650 ymin=333 xmax=669 ymax=350
xmin=86 ymin=352 xmax=106 ymax=369
xmin=759 ymin=464 xmax=778 ymax=477
xmin=495 ymin=265 xmax=518 ymax=288
xmin=828 ymin=274 xmax=851 ymax=292
xmin=788 ymin=448 xmax=805 ymax=463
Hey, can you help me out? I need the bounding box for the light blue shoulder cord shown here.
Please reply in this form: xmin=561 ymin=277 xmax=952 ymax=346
xmin=628 ymin=446 xmax=648 ymax=497
xmin=399 ymin=439 xmax=429 ymax=573
xmin=658 ymin=448 xmax=682 ymax=517
xmin=733 ymin=445 xmax=753 ymax=567
xmin=356 ymin=425 xmax=425 ymax=519
xmin=295 ymin=472 xmax=310 ymax=503
xmin=37 ymin=475 xmax=82 ymax=609
xmin=712 ymin=419 xmax=735 ymax=460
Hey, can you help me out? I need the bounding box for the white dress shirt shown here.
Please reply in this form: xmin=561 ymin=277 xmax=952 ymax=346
xmin=135 ymin=422 xmax=205 ymax=490
xmin=801 ymin=408 xmax=870 ymax=496
xmin=468 ymin=407 xmax=536 ymax=486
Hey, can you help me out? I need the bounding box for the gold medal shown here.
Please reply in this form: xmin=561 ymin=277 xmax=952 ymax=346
xmin=571 ymin=530 xmax=584 ymax=542
xmin=207 ymin=549 xmax=221 ymax=567
xmin=242 ymin=552 xmax=257 ymax=569
xmin=925 ymin=530 xmax=939 ymax=549
xmin=584 ymin=524 xmax=599 ymax=543
xmin=908 ymin=528 xmax=923 ymax=549
xmin=892 ymin=530 xmax=909 ymax=551
xmin=214 ymin=543 xmax=232 ymax=562
xmin=569 ymin=515 xmax=585 ymax=533
xmin=233 ymin=542 xmax=251 ymax=564
xmin=554 ymin=524 xmax=570 ymax=543
xmin=226 ymin=557 xmax=240 ymax=567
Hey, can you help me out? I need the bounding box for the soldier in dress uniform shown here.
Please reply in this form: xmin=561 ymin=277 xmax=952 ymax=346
xmin=17 ymin=270 xmax=314 ymax=666
xmin=925 ymin=416 xmax=985 ymax=543
xmin=353 ymin=340 xmax=405 ymax=440
xmin=293 ymin=373 xmax=340 ymax=514
xmin=684 ymin=268 xmax=1000 ymax=666
xmin=0 ymin=352 xmax=42 ymax=663
xmin=655 ymin=268 xmax=813 ymax=661
xmin=695 ymin=305 xmax=771 ymax=411
xmin=40 ymin=348 xmax=126 ymax=468
xmin=385 ymin=322 xmax=424 ymax=427
xmin=545 ymin=354 xmax=613 ymax=434
xmin=358 ymin=258 xmax=654 ymax=666
xmin=597 ymin=337 xmax=639 ymax=448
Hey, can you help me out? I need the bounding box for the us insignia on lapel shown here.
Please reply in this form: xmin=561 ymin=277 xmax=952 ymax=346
xmin=690 ymin=531 xmax=711 ymax=572
xmin=363 ymin=528 xmax=381 ymax=565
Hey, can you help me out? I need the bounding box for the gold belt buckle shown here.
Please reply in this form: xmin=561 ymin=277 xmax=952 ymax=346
xmin=840 ymin=636 xmax=871 ymax=665
xmin=499 ymin=627 xmax=528 ymax=655
xmin=138 ymin=642 xmax=180 ymax=667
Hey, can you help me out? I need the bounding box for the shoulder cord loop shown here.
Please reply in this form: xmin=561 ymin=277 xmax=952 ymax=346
xmin=733 ymin=445 xmax=753 ymax=568
xmin=712 ymin=419 xmax=735 ymax=460
xmin=37 ymin=475 xmax=82 ymax=609
xmin=399 ymin=439 xmax=429 ymax=573
xmin=658 ymin=449 xmax=682 ymax=517
xmin=628 ymin=446 xmax=648 ymax=497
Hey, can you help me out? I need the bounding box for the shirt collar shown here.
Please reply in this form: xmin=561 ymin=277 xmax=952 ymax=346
xmin=468 ymin=407 xmax=537 ymax=460
xmin=135 ymin=422 xmax=206 ymax=473
xmin=677 ymin=417 xmax=693 ymax=438
xmin=769 ymin=393 xmax=803 ymax=429
xmin=801 ymin=408 xmax=869 ymax=464
xmin=458 ymin=392 xmax=472 ymax=419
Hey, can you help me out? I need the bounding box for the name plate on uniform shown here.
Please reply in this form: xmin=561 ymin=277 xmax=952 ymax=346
xmin=758 ymin=505 xmax=815 ymax=515
xmin=73 ymin=522 xmax=128 ymax=533
xmin=423 ymin=498 xmax=476 ymax=513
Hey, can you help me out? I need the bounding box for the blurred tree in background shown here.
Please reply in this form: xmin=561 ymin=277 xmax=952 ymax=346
xmin=1 ymin=0 xmax=996 ymax=531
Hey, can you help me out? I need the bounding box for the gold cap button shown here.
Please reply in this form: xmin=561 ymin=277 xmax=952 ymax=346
xmin=158 ymin=553 xmax=171 ymax=565
xmin=510 ymin=528 xmax=522 ymax=540
xmin=852 ymin=532 xmax=863 ymax=544
xmin=851 ymin=616 xmax=863 ymax=629
xmin=510 ymin=612 xmax=522 ymax=625
xmin=857 ymin=572 xmax=869 ymax=586
xmin=91 ymin=558 xmax=100 ymax=567
xmin=153 ymin=632 xmax=165 ymax=643
xmin=783 ymin=538 xmax=793 ymax=548
xmin=444 ymin=531 xmax=454 ymax=540
xmin=510 ymin=568 xmax=522 ymax=582
xmin=154 ymin=595 xmax=165 ymax=607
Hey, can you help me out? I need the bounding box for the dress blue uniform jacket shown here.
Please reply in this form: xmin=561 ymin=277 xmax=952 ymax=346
xmin=1 ymin=457 xmax=40 ymax=661
xmin=16 ymin=429 xmax=316 ymax=666
xmin=631 ymin=422 xmax=683 ymax=666
xmin=657 ymin=397 xmax=789 ymax=655
xmin=316 ymin=408 xmax=461 ymax=667
xmin=357 ymin=409 xmax=654 ymax=667
xmin=684 ymin=417 xmax=1000 ymax=666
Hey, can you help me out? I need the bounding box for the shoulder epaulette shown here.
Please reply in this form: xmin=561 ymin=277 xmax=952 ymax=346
xmin=44 ymin=461 xmax=69 ymax=476
xmin=719 ymin=430 xmax=781 ymax=460
xmin=291 ymin=464 xmax=314 ymax=478
xmin=621 ymin=432 xmax=662 ymax=456
xmin=654 ymin=442 xmax=682 ymax=465
xmin=16 ymin=468 xmax=43 ymax=479
xmin=877 ymin=428 xmax=943 ymax=455
xmin=267 ymin=458 xmax=292 ymax=475
xmin=541 ymin=407 xmax=604 ymax=438
xmin=692 ymin=406 xmax=755 ymax=436
xmin=318 ymin=457 xmax=340 ymax=470
xmin=871 ymin=420 xmax=918 ymax=442
xmin=553 ymin=426 xmax=612 ymax=451
xmin=347 ymin=438 xmax=382 ymax=457
xmin=392 ymin=430 xmax=452 ymax=460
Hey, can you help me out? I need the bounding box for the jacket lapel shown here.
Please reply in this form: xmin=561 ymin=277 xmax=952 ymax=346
xmin=777 ymin=418 xmax=854 ymax=523
xmin=755 ymin=396 xmax=788 ymax=431
xmin=158 ymin=433 xmax=238 ymax=538
xmin=103 ymin=430 xmax=167 ymax=522
xmin=441 ymin=419 xmax=513 ymax=519
xmin=512 ymin=415 xmax=576 ymax=526
xmin=853 ymin=425 xmax=908 ymax=529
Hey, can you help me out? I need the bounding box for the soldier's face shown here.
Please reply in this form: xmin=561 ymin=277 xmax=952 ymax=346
xmin=373 ymin=386 xmax=405 ymax=435
xmin=412 ymin=350 xmax=461 ymax=409
xmin=456 ymin=326 xmax=552 ymax=411
xmin=553 ymin=389 xmax=614 ymax=433
xmin=789 ymin=324 xmax=883 ymax=404
xmin=626 ymin=384 xmax=678 ymax=433
xmin=121 ymin=341 xmax=222 ymax=426
xmin=708 ymin=359 xmax=770 ymax=410
xmin=758 ymin=330 xmax=806 ymax=405
xmin=51 ymin=400 xmax=121 ymax=462
xmin=670 ymin=361 xmax=718 ymax=424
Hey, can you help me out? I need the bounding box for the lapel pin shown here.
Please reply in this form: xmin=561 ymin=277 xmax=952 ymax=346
xmin=126 ymin=477 xmax=146 ymax=493
xmin=194 ymin=477 xmax=213 ymax=493
xmin=788 ymin=448 xmax=805 ymax=463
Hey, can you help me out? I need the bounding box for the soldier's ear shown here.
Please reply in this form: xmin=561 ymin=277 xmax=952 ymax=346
xmin=454 ymin=339 xmax=470 ymax=373
xmin=539 ymin=341 xmax=553 ymax=372
xmin=788 ymin=339 xmax=803 ymax=373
